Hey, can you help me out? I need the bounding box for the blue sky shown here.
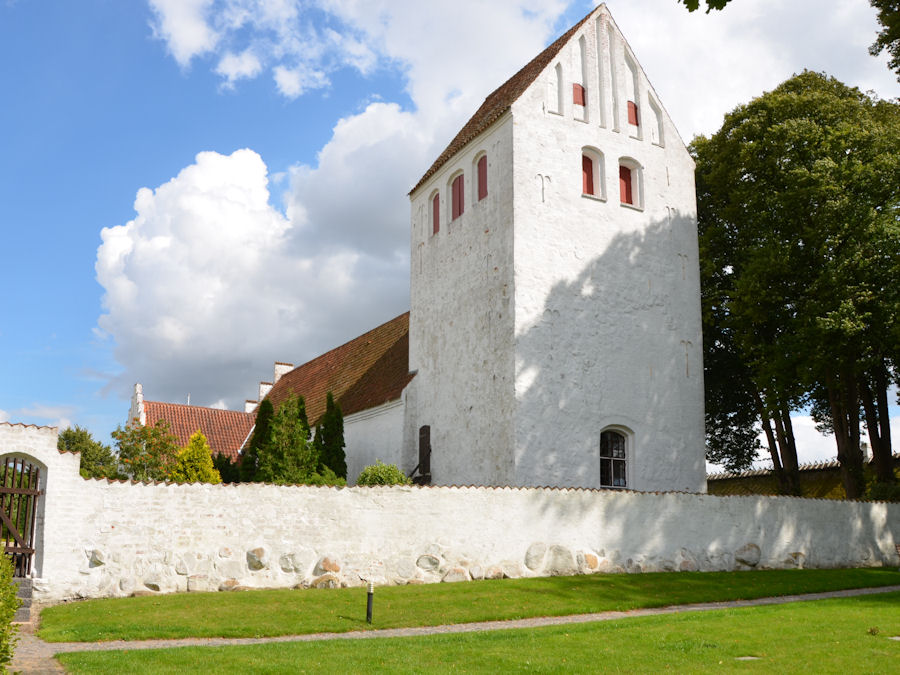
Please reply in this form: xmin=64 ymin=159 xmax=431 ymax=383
xmin=1 ymin=0 xmax=897 ymax=467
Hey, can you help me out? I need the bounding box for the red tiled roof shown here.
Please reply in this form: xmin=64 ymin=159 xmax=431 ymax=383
xmin=143 ymin=402 xmax=254 ymax=462
xmin=410 ymin=6 xmax=597 ymax=195
xmin=265 ymin=312 xmax=413 ymax=424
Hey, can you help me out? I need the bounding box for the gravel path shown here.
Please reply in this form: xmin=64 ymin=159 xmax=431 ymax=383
xmin=11 ymin=584 xmax=900 ymax=672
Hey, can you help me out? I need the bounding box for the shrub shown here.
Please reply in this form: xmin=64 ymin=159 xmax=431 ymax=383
xmin=303 ymin=466 xmax=347 ymax=487
xmin=172 ymin=431 xmax=222 ymax=484
xmin=0 ymin=555 xmax=20 ymax=668
xmin=867 ymin=481 xmax=900 ymax=502
xmin=355 ymin=461 xmax=411 ymax=486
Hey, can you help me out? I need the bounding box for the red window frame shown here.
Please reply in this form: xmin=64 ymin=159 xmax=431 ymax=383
xmin=477 ymin=156 xmax=488 ymax=201
xmin=582 ymin=154 xmax=594 ymax=196
xmin=432 ymin=194 xmax=440 ymax=234
xmin=573 ymin=83 xmax=585 ymax=106
xmin=451 ymin=174 xmax=464 ymax=220
xmin=619 ymin=165 xmax=633 ymax=205
xmin=627 ymin=100 xmax=639 ymax=126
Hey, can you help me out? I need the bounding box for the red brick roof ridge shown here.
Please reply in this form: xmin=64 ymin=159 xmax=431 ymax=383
xmin=409 ymin=5 xmax=599 ymax=195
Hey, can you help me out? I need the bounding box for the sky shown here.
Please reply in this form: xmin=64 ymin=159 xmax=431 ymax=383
xmin=0 ymin=0 xmax=897 ymax=470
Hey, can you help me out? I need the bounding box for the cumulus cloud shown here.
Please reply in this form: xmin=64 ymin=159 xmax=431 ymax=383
xmin=0 ymin=409 xmax=8 ymax=423
xmin=273 ymin=64 xmax=328 ymax=99
xmin=96 ymin=149 xmax=408 ymax=408
xmin=216 ymin=49 xmax=262 ymax=86
xmin=148 ymin=0 xmax=219 ymax=67
xmin=13 ymin=405 xmax=75 ymax=430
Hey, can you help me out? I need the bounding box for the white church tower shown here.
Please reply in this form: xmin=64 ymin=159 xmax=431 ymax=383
xmin=405 ymin=4 xmax=706 ymax=492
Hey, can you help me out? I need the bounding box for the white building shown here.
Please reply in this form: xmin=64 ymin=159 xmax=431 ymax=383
xmin=252 ymin=3 xmax=706 ymax=491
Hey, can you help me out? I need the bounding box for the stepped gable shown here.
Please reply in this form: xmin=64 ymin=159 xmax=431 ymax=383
xmin=265 ymin=312 xmax=412 ymax=424
xmin=143 ymin=401 xmax=254 ymax=461
xmin=410 ymin=6 xmax=596 ymax=194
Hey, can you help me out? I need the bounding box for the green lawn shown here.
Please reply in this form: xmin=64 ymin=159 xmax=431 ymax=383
xmin=39 ymin=568 xmax=900 ymax=642
xmin=56 ymin=591 xmax=900 ymax=673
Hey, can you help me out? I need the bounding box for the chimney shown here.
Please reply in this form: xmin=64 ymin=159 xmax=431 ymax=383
xmin=245 ymin=400 xmax=258 ymax=414
xmin=259 ymin=382 xmax=273 ymax=400
xmin=129 ymin=383 xmax=146 ymax=427
xmin=273 ymin=362 xmax=294 ymax=384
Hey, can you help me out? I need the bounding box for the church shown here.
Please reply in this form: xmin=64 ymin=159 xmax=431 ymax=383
xmin=154 ymin=4 xmax=706 ymax=492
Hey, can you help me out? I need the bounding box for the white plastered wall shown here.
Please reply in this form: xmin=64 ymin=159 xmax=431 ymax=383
xmin=344 ymin=399 xmax=405 ymax=484
xmin=509 ymin=7 xmax=705 ymax=492
xmin=407 ymin=116 xmax=517 ymax=486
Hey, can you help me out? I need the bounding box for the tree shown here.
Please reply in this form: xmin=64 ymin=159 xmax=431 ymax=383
xmin=869 ymin=0 xmax=900 ymax=82
xmin=693 ymin=71 xmax=900 ymax=498
xmin=315 ymin=392 xmax=347 ymax=479
xmin=58 ymin=425 xmax=122 ymax=479
xmin=112 ymin=419 xmax=180 ymax=482
xmin=172 ymin=430 xmax=222 ymax=484
xmin=241 ymin=398 xmax=273 ymax=482
xmin=256 ymin=394 xmax=319 ymax=484
xmin=212 ymin=452 xmax=241 ymax=483
xmin=678 ymin=0 xmax=732 ymax=11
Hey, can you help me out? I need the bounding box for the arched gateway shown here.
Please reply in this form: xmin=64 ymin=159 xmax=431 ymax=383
xmin=0 ymin=455 xmax=44 ymax=576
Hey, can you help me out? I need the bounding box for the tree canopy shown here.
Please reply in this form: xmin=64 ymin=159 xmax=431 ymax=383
xmin=256 ymin=394 xmax=320 ymax=484
xmin=58 ymin=425 xmax=122 ymax=479
xmin=112 ymin=419 xmax=180 ymax=482
xmin=693 ymin=71 xmax=900 ymax=497
xmin=315 ymin=392 xmax=346 ymax=479
xmin=869 ymin=0 xmax=900 ymax=82
xmin=172 ymin=430 xmax=222 ymax=484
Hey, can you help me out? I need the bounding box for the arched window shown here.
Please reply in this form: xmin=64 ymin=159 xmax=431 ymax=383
xmin=618 ymin=157 xmax=642 ymax=208
xmin=450 ymin=173 xmax=465 ymax=220
xmin=582 ymin=147 xmax=605 ymax=199
xmin=475 ymin=154 xmax=488 ymax=201
xmin=430 ymin=191 xmax=440 ymax=235
xmin=600 ymin=430 xmax=627 ymax=488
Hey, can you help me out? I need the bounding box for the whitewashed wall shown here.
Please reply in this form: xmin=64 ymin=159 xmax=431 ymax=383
xmin=344 ymin=399 xmax=405 ymax=484
xmin=510 ymin=7 xmax=705 ymax=492
xmin=3 ymin=423 xmax=897 ymax=604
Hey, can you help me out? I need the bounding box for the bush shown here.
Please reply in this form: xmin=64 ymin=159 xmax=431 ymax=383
xmin=0 ymin=555 xmax=20 ymax=668
xmin=302 ymin=467 xmax=347 ymax=487
xmin=355 ymin=461 xmax=411 ymax=486
xmin=172 ymin=430 xmax=221 ymax=484
xmin=867 ymin=481 xmax=900 ymax=502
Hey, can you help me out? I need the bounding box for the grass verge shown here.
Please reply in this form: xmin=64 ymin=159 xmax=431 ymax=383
xmin=39 ymin=567 xmax=900 ymax=642
xmin=56 ymin=591 xmax=900 ymax=674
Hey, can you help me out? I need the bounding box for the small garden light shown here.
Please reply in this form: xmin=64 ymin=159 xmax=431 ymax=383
xmin=366 ymin=580 xmax=374 ymax=624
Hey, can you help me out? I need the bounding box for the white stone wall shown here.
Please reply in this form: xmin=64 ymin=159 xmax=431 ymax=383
xmin=344 ymin=399 xmax=405 ymax=484
xmin=407 ymin=115 xmax=517 ymax=486
xmin=509 ymin=8 xmax=705 ymax=492
xmin=3 ymin=423 xmax=897 ymax=604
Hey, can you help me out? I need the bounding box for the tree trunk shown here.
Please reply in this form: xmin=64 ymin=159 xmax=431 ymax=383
xmin=860 ymin=364 xmax=896 ymax=485
xmin=772 ymin=407 xmax=801 ymax=496
xmin=828 ymin=372 xmax=865 ymax=499
xmin=754 ymin=391 xmax=788 ymax=494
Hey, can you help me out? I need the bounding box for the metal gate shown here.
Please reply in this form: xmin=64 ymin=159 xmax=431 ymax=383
xmin=1 ymin=457 xmax=43 ymax=576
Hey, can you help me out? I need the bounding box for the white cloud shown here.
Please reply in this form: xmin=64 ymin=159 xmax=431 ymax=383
xmin=216 ymin=49 xmax=263 ymax=86
xmin=13 ymin=405 xmax=75 ymax=430
xmin=0 ymin=409 xmax=8 ymax=423
xmin=148 ymin=0 xmax=219 ymax=67
xmin=95 ymin=149 xmax=408 ymax=408
xmin=273 ymin=64 xmax=328 ymax=98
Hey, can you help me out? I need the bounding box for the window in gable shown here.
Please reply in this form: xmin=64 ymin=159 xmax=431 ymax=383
xmin=600 ymin=430 xmax=627 ymax=488
xmin=477 ymin=155 xmax=488 ymax=201
xmin=618 ymin=157 xmax=642 ymax=209
xmin=451 ymin=173 xmax=464 ymax=220
xmin=582 ymin=147 xmax=605 ymax=200
xmin=431 ymin=192 xmax=440 ymax=235
xmin=573 ymin=83 xmax=585 ymax=106
xmin=627 ymin=100 xmax=639 ymax=126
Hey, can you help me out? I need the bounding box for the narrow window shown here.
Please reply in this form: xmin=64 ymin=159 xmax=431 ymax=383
xmin=619 ymin=165 xmax=633 ymax=204
xmin=600 ymin=430 xmax=627 ymax=488
xmin=582 ymin=154 xmax=595 ymax=196
xmin=477 ymin=155 xmax=488 ymax=201
xmin=418 ymin=425 xmax=431 ymax=476
xmin=451 ymin=174 xmax=464 ymax=219
xmin=432 ymin=193 xmax=440 ymax=234
xmin=627 ymin=100 xmax=639 ymax=126
xmin=573 ymin=83 xmax=585 ymax=106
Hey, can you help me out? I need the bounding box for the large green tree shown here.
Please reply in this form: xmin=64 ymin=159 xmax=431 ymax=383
xmin=112 ymin=419 xmax=180 ymax=482
xmin=57 ymin=425 xmax=122 ymax=479
xmin=172 ymin=430 xmax=222 ymax=484
xmin=869 ymin=0 xmax=900 ymax=82
xmin=256 ymin=394 xmax=319 ymax=484
xmin=694 ymin=71 xmax=900 ymax=498
xmin=314 ymin=392 xmax=347 ymax=479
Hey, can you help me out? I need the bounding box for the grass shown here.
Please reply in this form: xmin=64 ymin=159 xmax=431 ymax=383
xmin=56 ymin=591 xmax=900 ymax=673
xmin=39 ymin=567 xmax=900 ymax=642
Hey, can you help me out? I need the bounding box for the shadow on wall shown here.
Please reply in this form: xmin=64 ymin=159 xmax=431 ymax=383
xmin=513 ymin=210 xmax=703 ymax=493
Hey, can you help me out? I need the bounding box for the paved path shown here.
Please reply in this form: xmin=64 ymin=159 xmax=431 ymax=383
xmin=11 ymin=585 xmax=900 ymax=673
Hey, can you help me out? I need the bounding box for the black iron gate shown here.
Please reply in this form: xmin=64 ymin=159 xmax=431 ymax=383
xmin=1 ymin=457 xmax=43 ymax=576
